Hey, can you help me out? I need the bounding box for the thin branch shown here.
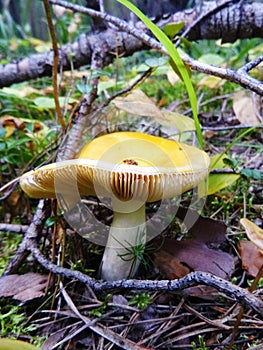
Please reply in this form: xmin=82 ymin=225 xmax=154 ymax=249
xmin=2 ymin=200 xmax=51 ymax=275
xmin=29 ymin=242 xmax=263 ymax=315
xmin=56 ymin=48 xmax=103 ymax=161
xmin=0 ymin=223 xmax=29 ymax=233
xmin=43 ymin=0 xmax=65 ymax=130
xmin=238 ymin=54 xmax=263 ymax=73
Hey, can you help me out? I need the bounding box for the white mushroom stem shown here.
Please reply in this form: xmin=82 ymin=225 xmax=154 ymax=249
xmin=100 ymin=203 xmax=146 ymax=281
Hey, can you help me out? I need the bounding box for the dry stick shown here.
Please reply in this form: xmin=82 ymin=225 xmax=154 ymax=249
xmin=56 ymin=48 xmax=102 ymax=161
xmin=27 ymin=241 xmax=263 ymax=315
xmin=47 ymin=0 xmax=263 ymax=96
xmin=0 ymin=223 xmax=29 ymax=233
xmin=43 ymin=0 xmax=65 ymax=130
xmin=2 ymin=200 xmax=51 ymax=275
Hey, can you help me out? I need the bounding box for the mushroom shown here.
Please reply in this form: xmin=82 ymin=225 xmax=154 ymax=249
xmin=20 ymin=132 xmax=210 ymax=281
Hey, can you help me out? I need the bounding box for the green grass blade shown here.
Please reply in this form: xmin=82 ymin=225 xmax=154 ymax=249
xmin=117 ymin=0 xmax=203 ymax=148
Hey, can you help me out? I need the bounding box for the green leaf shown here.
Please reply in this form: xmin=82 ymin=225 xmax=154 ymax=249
xmin=222 ymin=157 xmax=238 ymax=169
xmin=117 ymin=0 xmax=203 ymax=148
xmin=7 ymin=136 xmax=32 ymax=149
xmin=164 ymin=22 xmax=185 ymax=39
xmin=45 ymin=217 xmax=58 ymax=227
xmin=241 ymin=168 xmax=262 ymax=180
xmin=34 ymin=96 xmax=76 ymax=109
xmin=0 ymin=141 xmax=6 ymax=152
xmin=199 ymin=53 xmax=225 ymax=65
xmin=145 ymin=56 xmax=169 ymax=67
xmin=76 ymin=83 xmax=93 ymax=95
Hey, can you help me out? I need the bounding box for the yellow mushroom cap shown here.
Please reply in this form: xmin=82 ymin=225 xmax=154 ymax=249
xmin=20 ymin=132 xmax=210 ymax=203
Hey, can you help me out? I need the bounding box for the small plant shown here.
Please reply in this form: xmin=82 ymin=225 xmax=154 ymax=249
xmin=118 ymin=241 xmax=146 ymax=279
xmin=0 ymin=232 xmax=22 ymax=274
xmin=0 ymin=304 xmax=37 ymax=337
xmin=129 ymin=293 xmax=151 ymax=310
xmin=191 ymin=335 xmax=208 ymax=350
xmin=88 ymin=294 xmax=111 ymax=318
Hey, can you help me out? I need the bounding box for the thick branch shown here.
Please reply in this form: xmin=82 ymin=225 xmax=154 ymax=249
xmin=172 ymin=0 xmax=263 ymax=43
xmin=1 ymin=1 xmax=263 ymax=95
xmin=0 ymin=29 xmax=145 ymax=89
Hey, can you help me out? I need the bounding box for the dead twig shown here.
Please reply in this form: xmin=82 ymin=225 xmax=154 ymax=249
xmin=2 ymin=200 xmax=51 ymax=275
xmin=0 ymin=223 xmax=29 ymax=233
xmin=43 ymin=0 xmax=65 ymax=130
xmin=27 ymin=241 xmax=263 ymax=315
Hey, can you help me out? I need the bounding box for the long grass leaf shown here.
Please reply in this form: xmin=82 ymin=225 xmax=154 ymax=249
xmin=117 ymin=0 xmax=204 ymax=148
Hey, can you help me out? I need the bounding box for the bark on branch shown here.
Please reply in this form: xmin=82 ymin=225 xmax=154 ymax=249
xmin=1 ymin=0 xmax=263 ymax=94
xmin=29 ymin=241 xmax=263 ymax=316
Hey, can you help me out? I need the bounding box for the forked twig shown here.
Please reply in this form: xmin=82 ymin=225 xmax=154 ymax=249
xmin=26 ymin=239 xmax=263 ymax=316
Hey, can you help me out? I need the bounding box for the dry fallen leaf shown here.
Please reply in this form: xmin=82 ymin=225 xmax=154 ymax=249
xmin=238 ymin=240 xmax=263 ymax=277
xmin=154 ymin=238 xmax=234 ymax=280
xmin=113 ymin=89 xmax=165 ymax=120
xmin=0 ymin=115 xmax=44 ymax=138
xmin=240 ymin=218 xmax=263 ymax=252
xmin=154 ymin=208 xmax=235 ymax=280
xmin=0 ymin=273 xmax=48 ymax=302
xmin=175 ymin=206 xmax=228 ymax=244
xmin=233 ymin=90 xmax=260 ymax=126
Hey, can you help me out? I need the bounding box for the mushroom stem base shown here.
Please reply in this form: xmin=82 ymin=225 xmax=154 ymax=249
xmin=100 ymin=204 xmax=146 ymax=281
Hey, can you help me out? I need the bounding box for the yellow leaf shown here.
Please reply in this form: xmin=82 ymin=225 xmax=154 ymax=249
xmin=162 ymin=111 xmax=195 ymax=133
xmin=4 ymin=125 xmax=16 ymax=138
xmin=198 ymin=75 xmax=225 ymax=89
xmin=206 ymin=154 xmax=240 ymax=195
xmin=113 ymin=89 xmax=165 ymax=120
xmin=207 ymin=173 xmax=240 ymax=195
xmin=240 ymin=218 xmax=263 ymax=252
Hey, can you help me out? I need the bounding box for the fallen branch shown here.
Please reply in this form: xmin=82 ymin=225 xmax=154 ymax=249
xmin=29 ymin=241 xmax=263 ymax=316
xmin=0 ymin=223 xmax=29 ymax=233
xmin=1 ymin=1 xmax=263 ymax=95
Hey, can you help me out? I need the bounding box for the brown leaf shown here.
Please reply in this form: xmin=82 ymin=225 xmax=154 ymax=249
xmin=238 ymin=240 xmax=263 ymax=277
xmin=154 ymin=238 xmax=234 ymax=280
xmin=154 ymin=208 xmax=234 ymax=281
xmin=0 ymin=272 xmax=48 ymax=302
xmin=113 ymin=89 xmax=165 ymax=120
xmin=154 ymin=250 xmax=191 ymax=279
xmin=175 ymin=206 xmax=227 ymax=244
